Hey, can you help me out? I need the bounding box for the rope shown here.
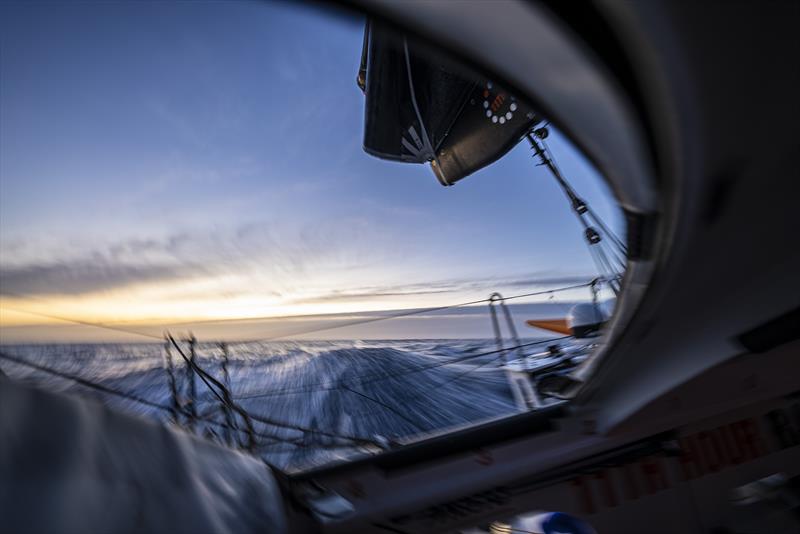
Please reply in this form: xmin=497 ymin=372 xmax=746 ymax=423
xmin=167 ymin=335 xmax=385 ymax=448
xmin=604 ymin=241 xmax=628 ymax=273
xmin=541 ymin=137 xmax=626 ymax=253
xmin=0 ymin=298 xmax=162 ymax=341
xmin=167 ymin=335 xmax=258 ymax=450
xmin=0 ymin=353 xmax=342 ymax=453
xmin=587 ymin=208 xmax=627 ymax=253
xmin=162 ymin=340 xmax=183 ymax=423
xmin=155 ymin=278 xmax=597 ymax=331
xmin=527 ymin=134 xmax=626 ymax=291
xmin=403 ymin=37 xmax=441 ymax=173
xmin=242 ymin=281 xmax=596 ymax=343
xmin=0 ymin=350 xmax=304 ymax=449
xmin=1 ymin=280 xmax=596 ymax=346
xmin=218 ymin=342 xmax=236 ymax=446
xmin=1 ymin=281 xmax=590 ymax=450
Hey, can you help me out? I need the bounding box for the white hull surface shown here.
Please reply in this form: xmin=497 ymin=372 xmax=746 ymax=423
xmin=0 ymin=377 xmax=288 ymax=533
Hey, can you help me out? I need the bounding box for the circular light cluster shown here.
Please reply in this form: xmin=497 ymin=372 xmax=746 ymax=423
xmin=482 ymin=81 xmax=518 ymax=125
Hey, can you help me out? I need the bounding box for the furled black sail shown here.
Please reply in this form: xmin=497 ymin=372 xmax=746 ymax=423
xmin=358 ymin=23 xmax=540 ymax=185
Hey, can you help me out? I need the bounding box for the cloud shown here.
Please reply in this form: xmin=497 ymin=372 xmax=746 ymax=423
xmin=0 ymin=217 xmax=383 ymax=298
xmin=0 ymin=259 xmax=202 ymax=296
xmin=0 ymin=213 xmax=596 ymax=302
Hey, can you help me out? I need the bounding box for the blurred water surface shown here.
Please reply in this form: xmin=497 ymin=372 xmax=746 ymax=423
xmin=0 ymin=339 xmax=555 ymax=471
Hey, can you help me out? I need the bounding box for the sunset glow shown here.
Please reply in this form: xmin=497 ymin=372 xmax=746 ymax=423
xmin=0 ymin=1 xmax=621 ymax=342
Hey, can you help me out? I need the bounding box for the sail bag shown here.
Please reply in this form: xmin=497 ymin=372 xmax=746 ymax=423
xmin=359 ymin=23 xmax=540 ymax=185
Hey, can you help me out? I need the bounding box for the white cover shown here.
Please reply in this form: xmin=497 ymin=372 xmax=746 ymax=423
xmin=0 ymin=378 xmax=288 ymax=534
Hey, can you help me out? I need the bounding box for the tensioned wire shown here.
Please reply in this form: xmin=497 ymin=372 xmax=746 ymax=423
xmin=0 ymin=280 xmax=592 ymax=448
xmin=0 ymin=336 xmax=567 ymax=449
xmin=0 ymin=279 xmax=598 ymax=342
xmin=0 ymin=349 xmax=316 ymax=450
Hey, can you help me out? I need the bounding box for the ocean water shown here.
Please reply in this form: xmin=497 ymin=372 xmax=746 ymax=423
xmin=0 ymin=339 xmax=560 ymax=471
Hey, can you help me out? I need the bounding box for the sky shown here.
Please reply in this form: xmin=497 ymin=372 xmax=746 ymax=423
xmin=0 ymin=1 xmax=623 ymax=342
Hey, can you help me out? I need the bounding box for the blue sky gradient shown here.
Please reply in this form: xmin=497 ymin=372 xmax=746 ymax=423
xmin=0 ymin=1 xmax=622 ymax=341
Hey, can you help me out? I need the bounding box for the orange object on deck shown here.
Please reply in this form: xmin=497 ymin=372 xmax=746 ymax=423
xmin=525 ymin=318 xmax=571 ymax=335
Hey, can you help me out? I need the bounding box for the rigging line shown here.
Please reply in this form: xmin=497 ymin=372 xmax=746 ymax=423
xmin=244 ymin=282 xmax=595 ymax=343
xmin=169 ymin=335 xmax=386 ymax=448
xmin=167 ymin=335 xmax=257 ymax=451
xmin=594 ymin=258 xmax=620 ymax=295
xmin=597 ymin=245 xmax=623 ymax=283
xmin=0 ymin=302 xmax=162 ymax=341
xmin=0 ymin=350 xmax=298 ymax=448
xmin=162 ymin=341 xmax=186 ymax=423
xmin=403 ymin=38 xmax=444 ymax=178
xmin=595 ymin=247 xmax=620 ymax=278
xmin=168 ymin=335 xmax=239 ymax=410
xmin=0 ymin=282 xmax=593 ymax=345
xmin=538 ymin=137 xmax=627 ymax=255
xmin=578 ymin=225 xmax=620 ymax=279
xmin=168 ymin=336 xmax=372 ymax=447
xmin=603 ymin=240 xmax=627 ymax=271
xmin=608 ymin=253 xmax=626 ymax=278
xmin=540 ymin=137 xmax=599 ymax=227
xmin=586 ymin=208 xmax=627 ymax=254
xmin=586 ymin=241 xmax=612 ymax=282
xmin=235 ymin=336 xmax=569 ymax=400
xmin=528 ymin=135 xmax=609 ymax=276
xmin=534 ymin=135 xmax=626 ymax=256
xmin=587 ymin=228 xmax=623 ymax=268
xmin=593 ymin=250 xmax=620 ymax=295
xmin=575 ymin=211 xmax=623 ymax=276
xmin=592 ymin=245 xmax=616 ymax=278
xmin=339 ymin=384 xmax=426 ymax=433
xmin=591 ymin=224 xmax=626 ymax=269
xmin=595 ymin=248 xmax=621 ymax=294
xmin=157 ymin=278 xmax=594 ymax=329
xmin=0 ymin=350 xmax=169 ymax=410
xmin=527 ymin=133 xmax=580 ymax=204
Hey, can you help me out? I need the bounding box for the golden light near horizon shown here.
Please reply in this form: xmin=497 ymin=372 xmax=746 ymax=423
xmin=0 ymin=284 xmax=428 ymax=327
xmin=0 ymin=271 xmax=449 ymax=327
xmin=0 ymin=266 xmax=606 ymax=344
xmin=0 ymin=0 xmax=623 ymax=344
xmin=1 ymin=258 xmax=412 ymax=325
